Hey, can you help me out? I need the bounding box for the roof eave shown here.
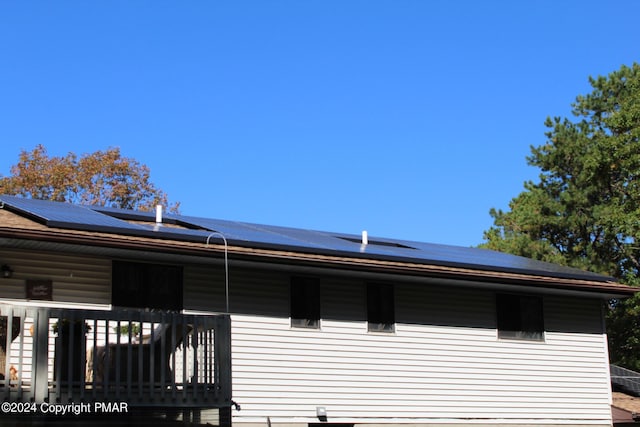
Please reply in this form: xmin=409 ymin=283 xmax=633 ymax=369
xmin=0 ymin=226 xmax=636 ymax=299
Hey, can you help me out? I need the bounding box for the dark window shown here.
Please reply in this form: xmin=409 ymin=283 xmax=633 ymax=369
xmin=496 ymin=294 xmax=544 ymax=341
xmin=290 ymin=277 xmax=320 ymax=329
xmin=367 ymin=283 xmax=395 ymax=332
xmin=112 ymin=261 xmax=183 ymax=311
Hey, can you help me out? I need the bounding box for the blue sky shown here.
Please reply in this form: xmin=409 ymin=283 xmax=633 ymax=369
xmin=1 ymin=1 xmax=638 ymax=248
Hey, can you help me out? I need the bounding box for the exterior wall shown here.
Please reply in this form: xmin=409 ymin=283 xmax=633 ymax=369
xmin=192 ymin=269 xmax=612 ymax=426
xmin=0 ymin=249 xmax=112 ymax=385
xmin=0 ymin=249 xmax=111 ymax=305
xmin=0 ymin=248 xmax=613 ymax=426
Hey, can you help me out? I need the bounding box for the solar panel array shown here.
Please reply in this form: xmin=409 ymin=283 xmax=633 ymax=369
xmin=0 ymin=195 xmax=613 ymax=282
xmin=0 ymin=196 xmax=148 ymax=233
xmin=611 ymin=364 xmax=640 ymax=396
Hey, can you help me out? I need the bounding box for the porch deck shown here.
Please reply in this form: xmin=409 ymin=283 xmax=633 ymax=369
xmin=0 ymin=303 xmax=231 ymax=409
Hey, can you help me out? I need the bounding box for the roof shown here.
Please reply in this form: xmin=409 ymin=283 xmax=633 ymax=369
xmin=612 ymin=397 xmax=640 ymax=425
xmin=611 ymin=365 xmax=640 ymax=424
xmin=0 ymin=195 xmax=635 ymax=297
xmin=612 ymin=365 xmax=640 ymax=397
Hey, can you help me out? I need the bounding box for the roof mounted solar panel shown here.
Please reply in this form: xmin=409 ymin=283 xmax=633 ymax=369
xmin=0 ymin=196 xmax=224 ymax=243
xmin=176 ymin=216 xmax=333 ymax=249
xmin=137 ymin=212 xmax=615 ymax=281
xmin=91 ymin=205 xmax=160 ymax=222
xmin=174 ymin=217 xmax=393 ymax=255
xmin=611 ymin=364 xmax=640 ymax=396
xmin=0 ymin=195 xmax=147 ymax=233
xmin=0 ymin=195 xmax=615 ymax=283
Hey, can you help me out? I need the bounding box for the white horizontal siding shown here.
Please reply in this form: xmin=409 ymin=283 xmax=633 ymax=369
xmin=184 ymin=265 xmax=288 ymax=316
xmin=0 ymin=249 xmax=111 ymax=304
xmin=0 ymin=249 xmax=612 ymax=425
xmin=0 ymin=249 xmax=111 ymax=383
xmin=184 ymin=264 xmax=227 ymax=312
xmin=226 ymin=272 xmax=612 ymax=426
xmin=232 ymin=321 xmax=610 ymax=421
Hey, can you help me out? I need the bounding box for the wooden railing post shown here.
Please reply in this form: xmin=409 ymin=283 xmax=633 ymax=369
xmin=33 ymin=308 xmax=50 ymax=402
xmin=220 ymin=406 xmax=232 ymax=427
xmin=216 ymin=314 xmax=232 ymax=404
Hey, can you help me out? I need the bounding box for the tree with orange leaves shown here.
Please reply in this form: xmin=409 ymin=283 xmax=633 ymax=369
xmin=0 ymin=145 xmax=179 ymax=213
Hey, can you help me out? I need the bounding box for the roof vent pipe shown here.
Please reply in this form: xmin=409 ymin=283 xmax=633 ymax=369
xmin=362 ymin=230 xmax=368 ymax=245
xmin=155 ymin=205 xmax=163 ymax=225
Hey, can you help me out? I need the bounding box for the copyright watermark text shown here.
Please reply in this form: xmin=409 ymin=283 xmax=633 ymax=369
xmin=1 ymin=401 xmax=129 ymax=416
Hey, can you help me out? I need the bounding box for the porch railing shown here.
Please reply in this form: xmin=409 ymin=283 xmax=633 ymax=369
xmin=0 ymin=303 xmax=231 ymax=408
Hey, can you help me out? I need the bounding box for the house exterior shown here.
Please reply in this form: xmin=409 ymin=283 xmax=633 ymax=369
xmin=0 ymin=194 xmax=636 ymax=427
